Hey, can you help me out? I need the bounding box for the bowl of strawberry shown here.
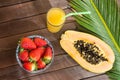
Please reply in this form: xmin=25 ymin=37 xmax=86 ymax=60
xmin=16 ymin=35 xmax=54 ymax=73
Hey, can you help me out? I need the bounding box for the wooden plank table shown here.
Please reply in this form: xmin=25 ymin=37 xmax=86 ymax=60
xmin=0 ymin=0 xmax=119 ymax=80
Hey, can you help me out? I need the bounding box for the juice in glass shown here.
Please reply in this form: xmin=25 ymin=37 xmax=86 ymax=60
xmin=47 ymin=8 xmax=65 ymax=33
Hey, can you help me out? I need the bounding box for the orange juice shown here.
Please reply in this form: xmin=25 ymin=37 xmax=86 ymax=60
xmin=47 ymin=8 xmax=65 ymax=33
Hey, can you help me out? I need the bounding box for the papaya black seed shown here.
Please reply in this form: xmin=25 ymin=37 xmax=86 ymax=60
xmin=74 ymin=40 xmax=108 ymax=65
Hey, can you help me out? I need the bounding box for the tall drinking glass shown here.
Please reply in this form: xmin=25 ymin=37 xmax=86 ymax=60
xmin=47 ymin=8 xmax=66 ymax=33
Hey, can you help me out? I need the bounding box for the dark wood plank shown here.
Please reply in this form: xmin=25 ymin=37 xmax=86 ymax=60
xmin=21 ymin=66 xmax=98 ymax=80
xmin=0 ymin=0 xmax=34 ymax=7
xmin=0 ymin=55 xmax=78 ymax=80
xmin=81 ymin=74 xmax=109 ymax=80
xmin=0 ymin=49 xmax=16 ymax=68
xmin=0 ymin=14 xmax=46 ymax=38
xmin=49 ymin=0 xmax=68 ymax=9
xmin=0 ymin=0 xmax=51 ymax=23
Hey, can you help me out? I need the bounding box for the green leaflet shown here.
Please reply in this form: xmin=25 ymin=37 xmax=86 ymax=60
xmin=69 ymin=0 xmax=120 ymax=80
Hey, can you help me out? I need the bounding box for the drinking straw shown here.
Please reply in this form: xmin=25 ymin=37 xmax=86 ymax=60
xmin=64 ymin=11 xmax=91 ymax=19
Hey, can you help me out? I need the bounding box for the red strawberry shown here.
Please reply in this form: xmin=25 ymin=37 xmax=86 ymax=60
xmin=23 ymin=62 xmax=36 ymax=71
xmin=20 ymin=37 xmax=36 ymax=50
xmin=37 ymin=47 xmax=46 ymax=56
xmin=43 ymin=47 xmax=52 ymax=64
xmin=29 ymin=47 xmax=45 ymax=61
xmin=37 ymin=59 xmax=46 ymax=69
xmin=19 ymin=50 xmax=29 ymax=62
xmin=34 ymin=37 xmax=47 ymax=47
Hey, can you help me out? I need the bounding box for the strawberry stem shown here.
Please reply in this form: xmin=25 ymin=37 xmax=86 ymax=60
xmin=19 ymin=47 xmax=24 ymax=52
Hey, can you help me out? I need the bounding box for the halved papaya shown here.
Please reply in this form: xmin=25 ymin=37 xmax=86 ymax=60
xmin=60 ymin=30 xmax=115 ymax=73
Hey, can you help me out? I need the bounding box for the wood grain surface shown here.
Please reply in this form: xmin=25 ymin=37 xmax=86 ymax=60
xmin=0 ymin=0 xmax=51 ymax=23
xmin=0 ymin=0 xmax=35 ymax=7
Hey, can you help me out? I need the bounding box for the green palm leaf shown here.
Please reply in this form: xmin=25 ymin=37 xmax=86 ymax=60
xmin=69 ymin=0 xmax=120 ymax=80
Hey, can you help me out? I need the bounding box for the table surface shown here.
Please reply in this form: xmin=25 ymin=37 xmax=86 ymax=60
xmin=0 ymin=0 xmax=119 ymax=80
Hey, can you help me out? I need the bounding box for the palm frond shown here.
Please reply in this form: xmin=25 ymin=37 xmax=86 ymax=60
xmin=69 ymin=0 xmax=120 ymax=80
